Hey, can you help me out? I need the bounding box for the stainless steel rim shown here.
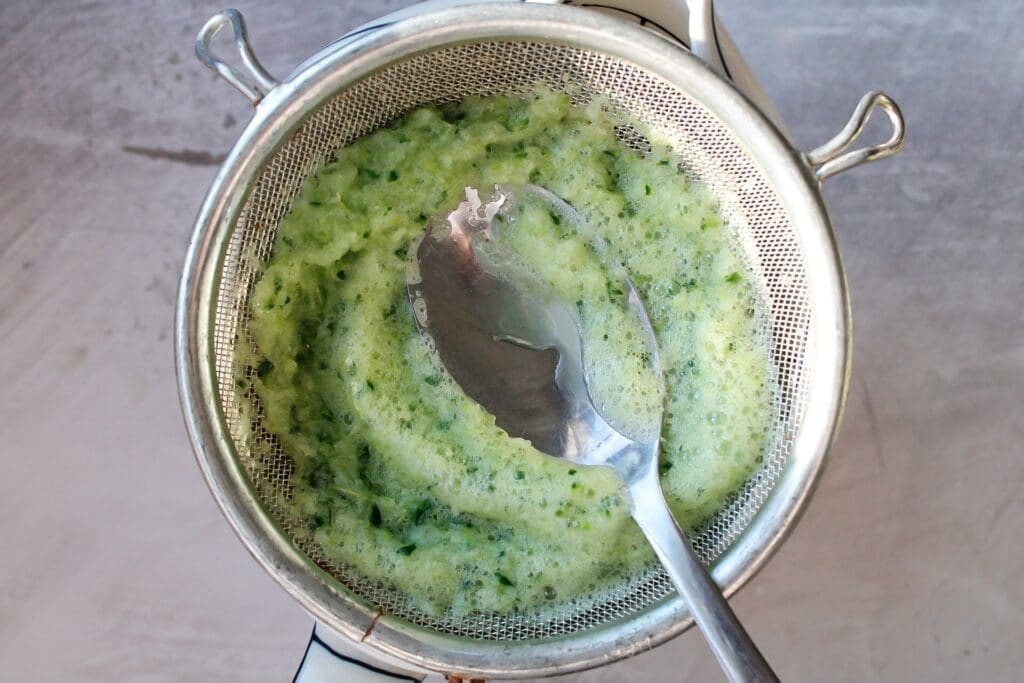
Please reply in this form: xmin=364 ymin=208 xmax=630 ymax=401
xmin=176 ymin=4 xmax=851 ymax=677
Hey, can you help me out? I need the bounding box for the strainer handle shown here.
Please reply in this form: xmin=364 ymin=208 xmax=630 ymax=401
xmin=807 ymin=91 xmax=906 ymax=182
xmin=294 ymin=623 xmax=442 ymax=682
xmin=629 ymin=470 xmax=779 ymax=683
xmin=195 ymin=9 xmax=280 ymax=105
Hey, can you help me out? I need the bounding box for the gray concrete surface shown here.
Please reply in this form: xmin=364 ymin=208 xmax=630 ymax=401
xmin=1 ymin=0 xmax=1021 ymax=680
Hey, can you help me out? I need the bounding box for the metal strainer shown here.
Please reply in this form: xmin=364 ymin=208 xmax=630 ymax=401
xmin=176 ymin=4 xmax=904 ymax=679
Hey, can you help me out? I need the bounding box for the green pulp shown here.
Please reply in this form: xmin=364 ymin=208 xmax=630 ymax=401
xmin=242 ymin=91 xmax=774 ymax=615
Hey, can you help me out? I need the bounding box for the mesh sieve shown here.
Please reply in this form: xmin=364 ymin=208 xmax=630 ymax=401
xmin=211 ymin=39 xmax=809 ymax=642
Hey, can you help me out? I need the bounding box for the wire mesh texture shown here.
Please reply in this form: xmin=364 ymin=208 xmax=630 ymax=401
xmin=211 ymin=41 xmax=811 ymax=642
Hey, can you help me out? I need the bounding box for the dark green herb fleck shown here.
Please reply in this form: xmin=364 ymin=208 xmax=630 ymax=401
xmin=398 ymin=543 xmax=417 ymax=556
xmin=305 ymin=460 xmax=333 ymax=488
xmin=255 ymin=360 xmax=274 ymax=378
xmin=496 ymin=572 xmax=515 ymax=586
xmin=412 ymin=499 xmax=432 ymax=525
xmin=669 ymin=277 xmax=698 ymax=295
xmin=309 ymin=511 xmax=329 ymax=530
xmin=369 ymin=503 xmax=383 ymax=527
xmin=725 ymin=272 xmax=741 ymax=283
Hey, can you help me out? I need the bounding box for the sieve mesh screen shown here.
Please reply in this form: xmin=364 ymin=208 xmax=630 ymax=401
xmin=211 ymin=41 xmax=811 ymax=641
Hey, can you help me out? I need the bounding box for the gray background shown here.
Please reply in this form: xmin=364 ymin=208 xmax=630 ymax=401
xmin=1 ymin=0 xmax=1021 ymax=680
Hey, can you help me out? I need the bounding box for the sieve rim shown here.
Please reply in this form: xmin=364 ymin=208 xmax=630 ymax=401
xmin=175 ymin=4 xmax=849 ymax=678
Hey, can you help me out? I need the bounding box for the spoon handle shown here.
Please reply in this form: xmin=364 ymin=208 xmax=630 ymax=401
xmin=629 ymin=471 xmax=779 ymax=683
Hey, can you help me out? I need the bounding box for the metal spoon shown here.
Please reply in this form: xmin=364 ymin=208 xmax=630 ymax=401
xmin=407 ymin=185 xmax=777 ymax=682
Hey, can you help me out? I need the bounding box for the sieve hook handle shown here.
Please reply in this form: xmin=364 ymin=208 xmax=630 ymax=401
xmin=807 ymin=91 xmax=905 ymax=182
xmin=195 ymin=9 xmax=280 ymax=105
